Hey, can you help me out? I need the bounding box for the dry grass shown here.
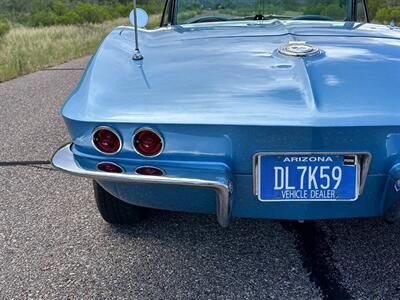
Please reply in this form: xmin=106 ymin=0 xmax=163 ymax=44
xmin=0 ymin=16 xmax=161 ymax=82
xmin=0 ymin=18 xmax=126 ymax=81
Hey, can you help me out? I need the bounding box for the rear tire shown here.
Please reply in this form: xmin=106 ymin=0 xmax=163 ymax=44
xmin=93 ymin=181 xmax=149 ymax=225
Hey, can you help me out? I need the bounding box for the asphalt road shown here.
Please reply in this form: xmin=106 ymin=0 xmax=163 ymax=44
xmin=1 ymin=57 xmax=400 ymax=299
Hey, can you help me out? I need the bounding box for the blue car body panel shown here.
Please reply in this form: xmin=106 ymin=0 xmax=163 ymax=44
xmin=63 ymin=21 xmax=400 ymax=126
xmin=59 ymin=20 xmax=400 ymax=221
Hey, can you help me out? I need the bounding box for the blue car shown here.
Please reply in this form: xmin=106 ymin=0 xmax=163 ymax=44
xmin=52 ymin=0 xmax=400 ymax=227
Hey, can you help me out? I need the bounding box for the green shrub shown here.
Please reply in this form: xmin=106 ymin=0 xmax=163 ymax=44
xmin=139 ymin=0 xmax=164 ymax=15
xmin=114 ymin=4 xmax=132 ymax=18
xmin=0 ymin=19 xmax=11 ymax=37
xmin=375 ymin=6 xmax=400 ymax=24
xmin=321 ymin=4 xmax=346 ymax=20
xmin=74 ymin=3 xmax=113 ymax=24
xmin=368 ymin=0 xmax=386 ymax=21
xmin=30 ymin=10 xmax=57 ymax=26
xmin=51 ymin=0 xmax=70 ymax=16
xmin=1 ymin=1 xmax=164 ymax=28
xmin=56 ymin=11 xmax=85 ymax=25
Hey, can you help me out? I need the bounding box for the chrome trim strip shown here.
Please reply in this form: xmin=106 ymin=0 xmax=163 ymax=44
xmin=252 ymin=152 xmax=372 ymax=201
xmin=52 ymin=144 xmax=231 ymax=227
xmin=132 ymin=127 xmax=165 ymax=158
xmin=92 ymin=126 xmax=123 ymax=156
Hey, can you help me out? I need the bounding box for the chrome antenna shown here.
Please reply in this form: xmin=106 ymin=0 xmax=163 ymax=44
xmin=132 ymin=0 xmax=143 ymax=60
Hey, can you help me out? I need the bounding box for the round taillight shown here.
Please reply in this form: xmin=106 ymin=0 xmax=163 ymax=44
xmin=135 ymin=166 xmax=164 ymax=176
xmin=133 ymin=129 xmax=163 ymax=157
xmin=97 ymin=162 xmax=124 ymax=173
xmin=93 ymin=127 xmax=121 ymax=155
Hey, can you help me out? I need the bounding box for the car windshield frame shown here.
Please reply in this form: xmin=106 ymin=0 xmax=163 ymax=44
xmin=160 ymin=0 xmax=369 ymax=26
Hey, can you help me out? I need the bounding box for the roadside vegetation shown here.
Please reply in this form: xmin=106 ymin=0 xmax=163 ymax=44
xmin=0 ymin=0 xmax=163 ymax=82
xmin=0 ymin=0 xmax=162 ymax=27
xmin=0 ymin=19 xmax=126 ymax=81
xmin=0 ymin=0 xmax=399 ymax=82
xmin=0 ymin=18 xmax=11 ymax=37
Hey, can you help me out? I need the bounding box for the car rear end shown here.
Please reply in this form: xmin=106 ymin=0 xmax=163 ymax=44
xmin=52 ymin=22 xmax=400 ymax=226
xmin=53 ymin=119 xmax=400 ymax=226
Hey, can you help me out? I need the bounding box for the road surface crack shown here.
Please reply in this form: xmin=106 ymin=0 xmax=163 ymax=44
xmin=0 ymin=160 xmax=59 ymax=172
xmin=0 ymin=160 xmax=51 ymax=167
xmin=281 ymin=221 xmax=351 ymax=300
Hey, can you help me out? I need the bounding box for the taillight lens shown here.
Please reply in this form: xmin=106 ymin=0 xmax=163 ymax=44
xmin=135 ymin=166 xmax=164 ymax=176
xmin=133 ymin=129 xmax=163 ymax=157
xmin=93 ymin=127 xmax=121 ymax=154
xmin=97 ymin=162 xmax=124 ymax=173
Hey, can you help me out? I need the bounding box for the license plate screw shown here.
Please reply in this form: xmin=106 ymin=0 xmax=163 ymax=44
xmin=343 ymin=155 xmax=356 ymax=165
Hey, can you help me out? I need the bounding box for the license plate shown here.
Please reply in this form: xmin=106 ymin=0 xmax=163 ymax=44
xmin=256 ymin=153 xmax=359 ymax=202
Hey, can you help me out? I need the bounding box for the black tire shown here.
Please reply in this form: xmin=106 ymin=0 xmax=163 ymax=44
xmin=93 ymin=181 xmax=149 ymax=225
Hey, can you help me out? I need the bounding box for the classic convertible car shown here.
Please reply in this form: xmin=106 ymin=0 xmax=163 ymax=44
xmin=52 ymin=0 xmax=400 ymax=227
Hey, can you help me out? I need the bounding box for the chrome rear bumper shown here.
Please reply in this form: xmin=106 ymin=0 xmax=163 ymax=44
xmin=52 ymin=144 xmax=233 ymax=227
